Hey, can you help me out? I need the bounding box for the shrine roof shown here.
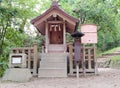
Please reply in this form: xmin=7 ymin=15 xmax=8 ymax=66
xmin=31 ymin=1 xmax=79 ymax=35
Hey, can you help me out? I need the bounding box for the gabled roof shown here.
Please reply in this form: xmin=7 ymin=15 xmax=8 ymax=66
xmin=31 ymin=1 xmax=79 ymax=35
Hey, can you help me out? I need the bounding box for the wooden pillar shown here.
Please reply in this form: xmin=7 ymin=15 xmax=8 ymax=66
xmin=76 ymin=63 xmax=79 ymax=78
xmin=63 ymin=21 xmax=66 ymax=52
xmin=83 ymin=44 xmax=86 ymax=76
xmin=94 ymin=44 xmax=98 ymax=75
xmin=42 ymin=46 xmax=45 ymax=53
xmin=88 ymin=48 xmax=91 ymax=70
xmin=33 ymin=43 xmax=38 ymax=76
xmin=45 ymin=22 xmax=48 ymax=53
xmin=28 ymin=49 xmax=31 ymax=69
xmin=69 ymin=43 xmax=73 ymax=74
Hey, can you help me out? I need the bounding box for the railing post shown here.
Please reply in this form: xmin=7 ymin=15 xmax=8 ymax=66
xmin=33 ymin=43 xmax=38 ymax=76
xmin=68 ymin=43 xmax=73 ymax=74
xmin=94 ymin=44 xmax=98 ymax=75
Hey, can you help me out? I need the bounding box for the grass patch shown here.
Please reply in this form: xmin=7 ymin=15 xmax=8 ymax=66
xmin=97 ymin=46 xmax=120 ymax=57
xmin=103 ymin=47 xmax=120 ymax=54
xmin=110 ymin=55 xmax=120 ymax=61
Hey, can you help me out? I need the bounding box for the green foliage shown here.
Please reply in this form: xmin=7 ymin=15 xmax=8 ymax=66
xmin=0 ymin=54 xmax=8 ymax=77
xmin=0 ymin=0 xmax=39 ymax=77
xmin=111 ymin=55 xmax=120 ymax=61
xmin=0 ymin=29 xmax=27 ymax=77
xmin=59 ymin=0 xmax=120 ymax=51
xmin=66 ymin=33 xmax=73 ymax=43
xmin=24 ymin=33 xmax=46 ymax=52
xmin=101 ymin=47 xmax=120 ymax=55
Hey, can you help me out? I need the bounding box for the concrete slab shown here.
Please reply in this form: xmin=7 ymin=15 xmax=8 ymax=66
xmin=2 ymin=68 xmax=32 ymax=82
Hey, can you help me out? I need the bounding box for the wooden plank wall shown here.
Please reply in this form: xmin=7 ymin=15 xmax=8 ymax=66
xmin=10 ymin=43 xmax=38 ymax=76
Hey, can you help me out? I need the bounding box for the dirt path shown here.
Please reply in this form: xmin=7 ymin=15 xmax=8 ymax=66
xmin=0 ymin=68 xmax=120 ymax=88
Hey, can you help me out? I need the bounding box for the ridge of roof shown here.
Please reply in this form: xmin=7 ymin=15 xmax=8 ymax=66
xmin=31 ymin=1 xmax=78 ymax=24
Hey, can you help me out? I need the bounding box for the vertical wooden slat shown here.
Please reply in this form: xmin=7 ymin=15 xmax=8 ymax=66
xmin=22 ymin=49 xmax=24 ymax=53
xmin=33 ymin=43 xmax=38 ymax=76
xmin=16 ymin=50 xmax=19 ymax=53
xmin=28 ymin=49 xmax=31 ymax=69
xmin=42 ymin=46 xmax=45 ymax=53
xmin=88 ymin=48 xmax=91 ymax=69
xmin=94 ymin=44 xmax=98 ymax=75
xmin=83 ymin=44 xmax=86 ymax=76
xmin=69 ymin=43 xmax=73 ymax=74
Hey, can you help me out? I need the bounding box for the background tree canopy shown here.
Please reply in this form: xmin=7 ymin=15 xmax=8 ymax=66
xmin=0 ymin=0 xmax=120 ymax=76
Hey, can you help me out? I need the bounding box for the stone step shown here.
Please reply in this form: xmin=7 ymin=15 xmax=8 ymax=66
xmin=41 ymin=53 xmax=68 ymax=57
xmin=38 ymin=53 xmax=68 ymax=77
xmin=48 ymin=44 xmax=65 ymax=53
xmin=38 ymin=68 xmax=67 ymax=77
xmin=40 ymin=57 xmax=67 ymax=63
xmin=40 ymin=53 xmax=68 ymax=63
xmin=40 ymin=62 xmax=66 ymax=68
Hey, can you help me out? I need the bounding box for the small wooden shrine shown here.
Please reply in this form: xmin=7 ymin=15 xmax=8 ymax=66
xmin=30 ymin=1 xmax=98 ymax=77
xmin=31 ymin=1 xmax=80 ymax=77
xmin=31 ymin=1 xmax=79 ymax=53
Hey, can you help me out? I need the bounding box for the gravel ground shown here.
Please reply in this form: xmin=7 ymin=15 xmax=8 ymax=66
xmin=0 ymin=68 xmax=120 ymax=88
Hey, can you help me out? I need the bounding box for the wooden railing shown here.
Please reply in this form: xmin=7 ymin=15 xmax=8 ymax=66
xmin=67 ymin=43 xmax=98 ymax=75
xmin=10 ymin=43 xmax=38 ymax=76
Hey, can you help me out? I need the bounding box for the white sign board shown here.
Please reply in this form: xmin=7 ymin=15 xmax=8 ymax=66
xmin=81 ymin=24 xmax=97 ymax=44
xmin=12 ymin=57 xmax=22 ymax=64
xmin=81 ymin=33 xmax=97 ymax=44
xmin=81 ymin=24 xmax=97 ymax=33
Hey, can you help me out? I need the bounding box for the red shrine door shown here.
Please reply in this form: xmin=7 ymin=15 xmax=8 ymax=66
xmin=49 ymin=24 xmax=63 ymax=44
xmin=48 ymin=24 xmax=65 ymax=53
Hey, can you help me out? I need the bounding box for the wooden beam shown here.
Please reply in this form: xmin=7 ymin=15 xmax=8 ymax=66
xmin=47 ymin=21 xmax=64 ymax=24
xmin=34 ymin=11 xmax=76 ymax=26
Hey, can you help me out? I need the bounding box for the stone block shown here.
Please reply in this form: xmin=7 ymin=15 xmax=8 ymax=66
xmin=2 ymin=68 xmax=32 ymax=82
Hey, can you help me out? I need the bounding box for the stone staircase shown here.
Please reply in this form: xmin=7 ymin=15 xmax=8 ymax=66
xmin=48 ymin=44 xmax=66 ymax=53
xmin=97 ymin=50 xmax=120 ymax=68
xmin=38 ymin=53 xmax=68 ymax=77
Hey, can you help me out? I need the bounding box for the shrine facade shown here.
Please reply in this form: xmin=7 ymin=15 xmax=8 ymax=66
xmin=31 ymin=1 xmax=79 ymax=53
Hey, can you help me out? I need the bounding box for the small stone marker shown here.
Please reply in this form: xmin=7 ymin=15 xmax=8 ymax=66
xmin=2 ymin=53 xmax=32 ymax=82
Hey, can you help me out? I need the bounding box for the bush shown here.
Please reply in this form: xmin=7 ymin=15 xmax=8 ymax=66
xmin=0 ymin=55 xmax=8 ymax=77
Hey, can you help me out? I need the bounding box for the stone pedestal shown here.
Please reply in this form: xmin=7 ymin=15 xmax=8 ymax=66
xmin=2 ymin=68 xmax=32 ymax=82
xmin=38 ymin=53 xmax=68 ymax=77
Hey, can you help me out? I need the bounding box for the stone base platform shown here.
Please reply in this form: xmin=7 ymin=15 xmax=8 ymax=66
xmin=2 ymin=68 xmax=32 ymax=82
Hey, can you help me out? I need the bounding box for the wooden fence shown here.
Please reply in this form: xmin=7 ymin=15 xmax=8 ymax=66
xmin=10 ymin=43 xmax=38 ymax=76
xmin=67 ymin=43 xmax=98 ymax=75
